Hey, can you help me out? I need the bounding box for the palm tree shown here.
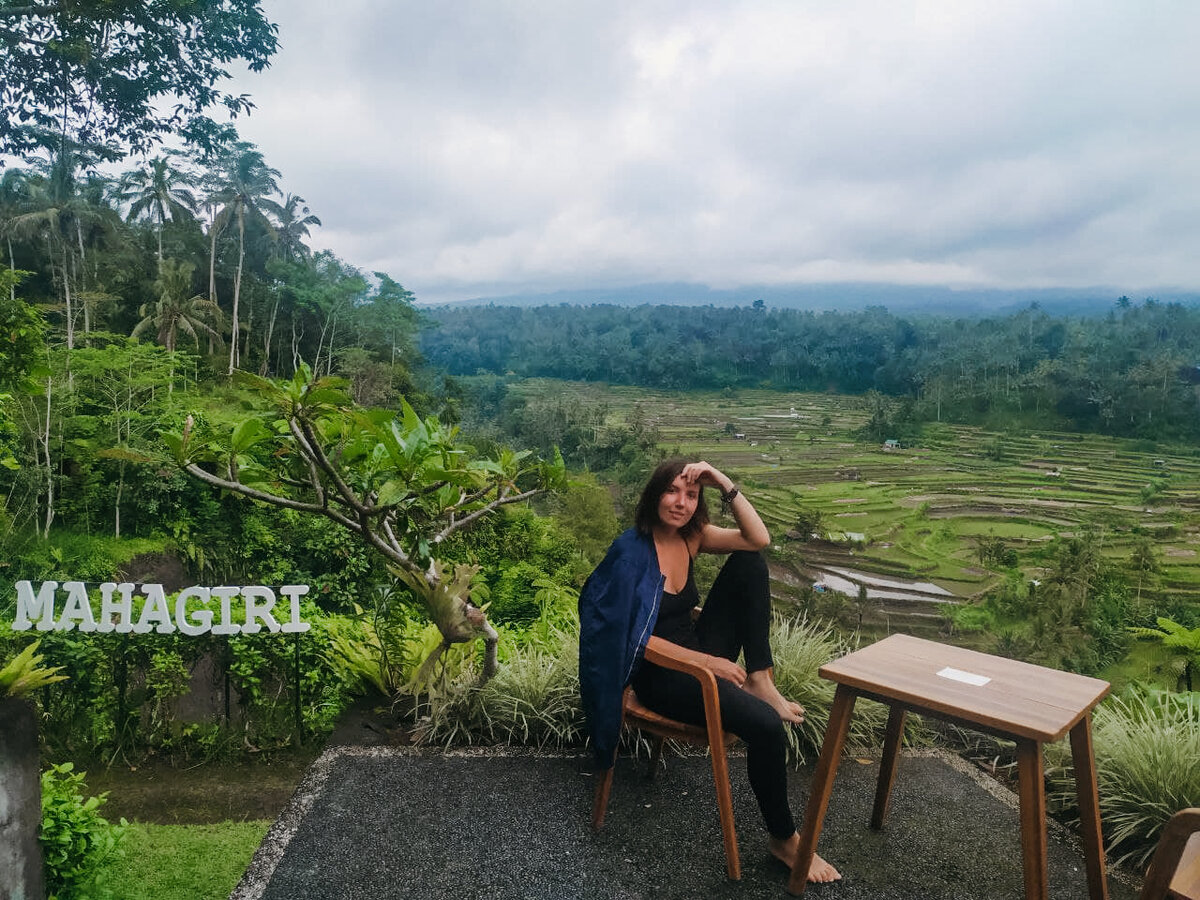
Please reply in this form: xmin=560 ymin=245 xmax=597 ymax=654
xmin=132 ymin=258 xmax=224 ymax=353
xmin=257 ymin=193 xmax=322 ymax=374
xmin=113 ymin=154 xmax=198 ymax=269
xmin=273 ymin=193 xmax=321 ymax=261
xmin=9 ymin=140 xmax=109 ymax=348
xmin=208 ymin=142 xmax=282 ymax=374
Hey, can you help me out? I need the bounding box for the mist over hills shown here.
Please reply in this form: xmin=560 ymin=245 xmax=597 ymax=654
xmin=433 ymin=282 xmax=1200 ymax=317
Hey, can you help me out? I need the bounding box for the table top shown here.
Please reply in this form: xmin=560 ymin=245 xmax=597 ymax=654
xmin=820 ymin=634 xmax=1111 ymax=742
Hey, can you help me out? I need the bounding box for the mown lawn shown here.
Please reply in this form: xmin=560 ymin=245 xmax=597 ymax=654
xmin=92 ymin=820 xmax=269 ymax=900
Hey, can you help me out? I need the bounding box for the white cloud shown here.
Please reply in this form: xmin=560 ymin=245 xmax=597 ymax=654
xmin=222 ymin=0 xmax=1200 ymax=303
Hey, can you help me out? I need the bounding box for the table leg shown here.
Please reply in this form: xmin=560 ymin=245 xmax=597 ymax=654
xmin=1016 ymin=739 xmax=1049 ymax=900
xmin=872 ymin=704 xmax=906 ymax=830
xmin=1069 ymin=715 xmax=1109 ymax=900
xmin=788 ymin=684 xmax=858 ymax=896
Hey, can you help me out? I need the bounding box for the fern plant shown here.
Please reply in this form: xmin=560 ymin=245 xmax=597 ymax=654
xmin=1129 ymin=617 xmax=1200 ymax=692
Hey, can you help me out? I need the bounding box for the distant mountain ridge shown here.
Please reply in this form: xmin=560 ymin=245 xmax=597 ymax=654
xmin=430 ymin=282 xmax=1200 ymax=317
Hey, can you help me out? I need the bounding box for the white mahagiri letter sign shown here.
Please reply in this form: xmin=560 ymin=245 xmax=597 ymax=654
xmin=11 ymin=581 xmax=311 ymax=635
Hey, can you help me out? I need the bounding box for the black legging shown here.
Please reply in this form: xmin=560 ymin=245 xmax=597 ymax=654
xmin=631 ymin=550 xmax=795 ymax=839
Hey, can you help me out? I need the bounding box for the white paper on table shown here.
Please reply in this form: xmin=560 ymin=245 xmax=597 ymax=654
xmin=936 ymin=666 xmax=991 ymax=686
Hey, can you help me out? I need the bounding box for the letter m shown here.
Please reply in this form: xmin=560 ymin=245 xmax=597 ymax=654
xmin=13 ymin=581 xmax=58 ymax=631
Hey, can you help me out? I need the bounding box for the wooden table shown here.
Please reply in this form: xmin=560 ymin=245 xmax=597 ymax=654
xmin=788 ymin=634 xmax=1111 ymax=899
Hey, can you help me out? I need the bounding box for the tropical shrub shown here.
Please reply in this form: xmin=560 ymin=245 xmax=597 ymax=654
xmin=0 ymin=598 xmax=356 ymax=760
xmin=487 ymin=560 xmax=546 ymax=625
xmin=1046 ymin=686 xmax=1200 ymax=867
xmin=418 ymin=624 xmax=584 ymax=749
xmin=40 ymin=763 xmax=127 ymax=900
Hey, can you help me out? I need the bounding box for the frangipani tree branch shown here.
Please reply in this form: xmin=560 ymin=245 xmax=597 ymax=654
xmin=168 ymin=364 xmax=566 ymax=685
xmin=433 ymin=487 xmax=542 ymax=544
xmin=182 ymin=460 xmax=417 ymax=567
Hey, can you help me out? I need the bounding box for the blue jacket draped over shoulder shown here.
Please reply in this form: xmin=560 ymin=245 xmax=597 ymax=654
xmin=578 ymin=527 xmax=663 ymax=769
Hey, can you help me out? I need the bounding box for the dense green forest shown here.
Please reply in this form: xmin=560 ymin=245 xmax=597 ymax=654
xmin=422 ymin=301 xmax=1200 ymax=439
xmin=0 ymin=136 xmax=457 ymax=542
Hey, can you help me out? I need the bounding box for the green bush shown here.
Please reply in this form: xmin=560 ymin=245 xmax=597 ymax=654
xmin=486 ymin=560 xmax=544 ymax=625
xmin=941 ymin=602 xmax=996 ymax=636
xmin=40 ymin=763 xmax=127 ymax=900
xmin=1046 ymin=686 xmax=1200 ymax=867
xmin=0 ymin=640 xmax=66 ymax=698
xmin=0 ymin=597 xmax=355 ymax=760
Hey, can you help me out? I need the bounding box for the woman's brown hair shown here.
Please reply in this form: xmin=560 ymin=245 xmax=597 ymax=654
xmin=634 ymin=458 xmax=710 ymax=538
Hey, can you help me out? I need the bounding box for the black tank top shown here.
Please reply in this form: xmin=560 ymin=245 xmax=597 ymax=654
xmin=653 ymin=556 xmax=701 ymax=649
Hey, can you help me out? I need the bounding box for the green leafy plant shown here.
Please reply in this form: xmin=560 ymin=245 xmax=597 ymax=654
xmin=325 ymin=609 xmax=409 ymax=697
xmin=40 ymin=763 xmax=128 ymax=900
xmin=1130 ymin=618 xmax=1200 ymax=692
xmin=1046 ymin=686 xmax=1200 ymax=868
xmin=0 ymin=640 xmax=67 ymax=698
xmin=169 ymin=364 xmax=565 ymax=684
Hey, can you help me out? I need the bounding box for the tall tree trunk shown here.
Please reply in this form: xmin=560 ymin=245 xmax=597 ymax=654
xmin=260 ymin=294 xmax=280 ymax=376
xmin=291 ymin=319 xmax=302 ymax=375
xmin=228 ymin=207 xmax=244 ymax=375
xmin=114 ymin=461 xmax=124 ymax=538
xmin=75 ymin=219 xmax=85 ymax=274
xmin=41 ymin=376 xmax=53 ymax=539
xmin=208 ymin=208 xmax=218 ymax=304
xmin=61 ymin=245 xmax=74 ymax=350
xmin=325 ymin=311 xmax=338 ymax=376
xmin=243 ymin=302 xmax=253 ymax=372
xmin=5 ymin=237 xmax=13 ymax=302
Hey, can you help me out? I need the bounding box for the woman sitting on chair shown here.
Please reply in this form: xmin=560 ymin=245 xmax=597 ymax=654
xmin=580 ymin=458 xmax=841 ymax=883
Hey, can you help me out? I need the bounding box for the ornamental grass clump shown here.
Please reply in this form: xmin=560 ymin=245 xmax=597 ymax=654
xmin=417 ymin=611 xmax=879 ymax=757
xmin=768 ymin=615 xmax=893 ymax=763
xmin=1046 ymin=686 xmax=1200 ymax=868
xmin=415 ymin=625 xmax=583 ymax=749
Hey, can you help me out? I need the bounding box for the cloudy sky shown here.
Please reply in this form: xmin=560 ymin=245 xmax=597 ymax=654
xmin=224 ymin=1 xmax=1200 ymax=304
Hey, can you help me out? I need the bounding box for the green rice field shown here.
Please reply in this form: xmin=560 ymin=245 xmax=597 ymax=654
xmin=513 ymin=380 xmax=1200 ymax=634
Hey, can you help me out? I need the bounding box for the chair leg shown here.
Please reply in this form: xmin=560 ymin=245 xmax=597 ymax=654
xmin=709 ymin=736 xmax=741 ymax=880
xmin=592 ymin=765 xmax=615 ymax=830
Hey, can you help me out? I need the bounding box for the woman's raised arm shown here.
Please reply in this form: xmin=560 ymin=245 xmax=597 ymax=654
xmin=680 ymin=461 xmax=770 ymax=553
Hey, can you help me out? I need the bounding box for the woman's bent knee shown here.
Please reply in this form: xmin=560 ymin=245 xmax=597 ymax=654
xmin=723 ymin=549 xmax=767 ymax=577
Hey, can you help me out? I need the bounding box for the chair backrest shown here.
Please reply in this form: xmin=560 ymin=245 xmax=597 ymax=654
xmin=1140 ymin=809 xmax=1200 ymax=900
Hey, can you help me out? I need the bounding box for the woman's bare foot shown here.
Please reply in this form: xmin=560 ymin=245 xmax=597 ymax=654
xmin=768 ymin=833 xmax=842 ymax=883
xmin=744 ymin=670 xmax=805 ymax=724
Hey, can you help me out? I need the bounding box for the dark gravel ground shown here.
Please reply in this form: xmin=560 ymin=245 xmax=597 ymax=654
xmin=231 ymin=746 xmax=1140 ymax=900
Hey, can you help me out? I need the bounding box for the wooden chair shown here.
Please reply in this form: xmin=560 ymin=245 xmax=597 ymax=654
xmin=591 ymin=635 xmax=743 ymax=880
xmin=1140 ymin=808 xmax=1200 ymax=900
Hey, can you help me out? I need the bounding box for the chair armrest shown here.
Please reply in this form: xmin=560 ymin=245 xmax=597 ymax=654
xmin=643 ymin=636 xmax=725 ymax=744
xmin=644 ymin=635 xmax=716 ymax=682
xmin=1140 ymin=808 xmax=1200 ymax=900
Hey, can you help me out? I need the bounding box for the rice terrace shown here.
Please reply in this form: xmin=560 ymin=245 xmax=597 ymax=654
xmin=507 ymin=379 xmax=1200 ymax=660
